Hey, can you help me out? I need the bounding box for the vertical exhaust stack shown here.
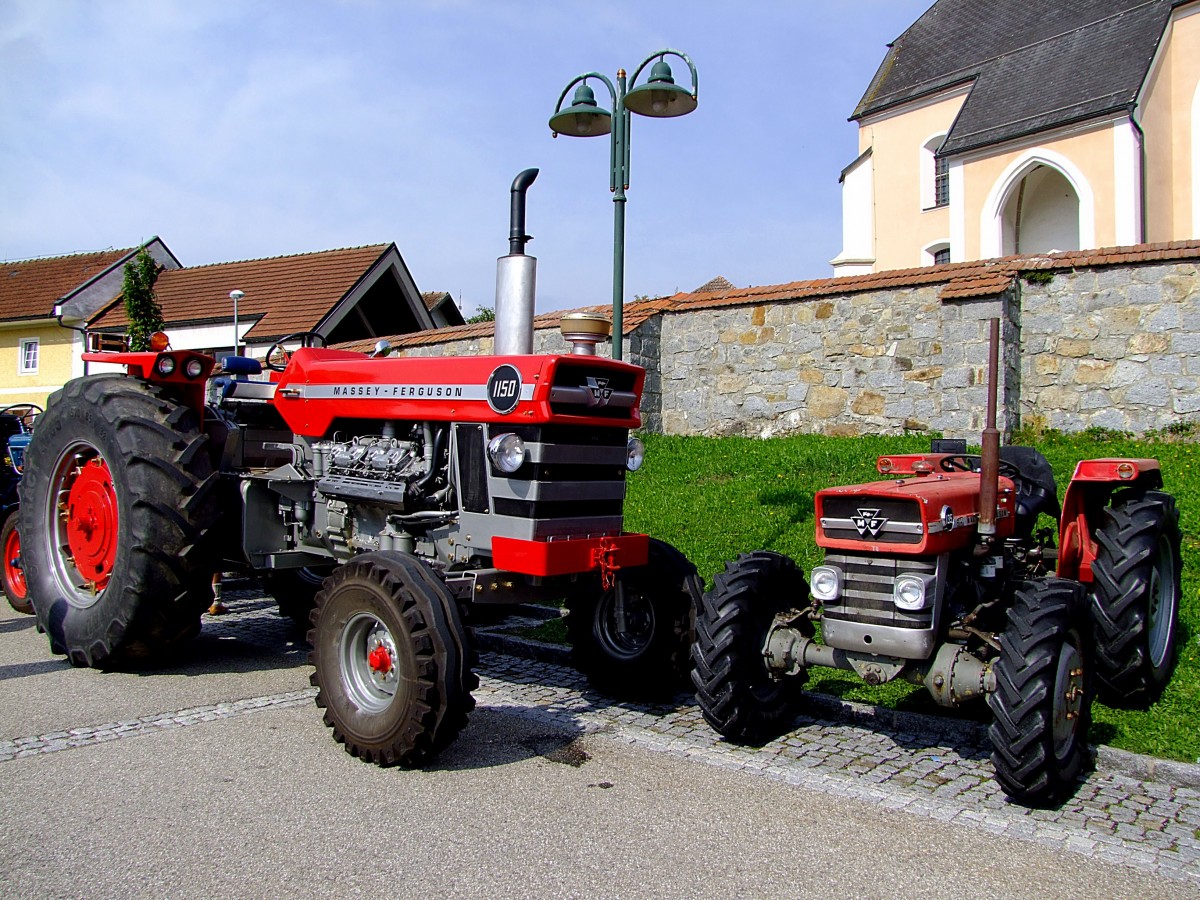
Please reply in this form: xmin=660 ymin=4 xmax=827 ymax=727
xmin=494 ymin=168 xmax=539 ymax=355
xmin=977 ymin=317 xmax=1001 ymax=541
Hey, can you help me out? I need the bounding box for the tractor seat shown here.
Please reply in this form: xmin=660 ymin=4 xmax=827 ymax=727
xmin=999 ymin=445 xmax=1060 ymax=535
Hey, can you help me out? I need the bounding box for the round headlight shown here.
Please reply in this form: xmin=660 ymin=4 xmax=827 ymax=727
xmin=184 ymin=358 xmax=205 ymax=379
xmin=893 ymin=574 xmax=928 ymax=611
xmin=487 ymin=433 xmax=526 ymax=474
xmin=626 ymin=437 xmax=645 ymax=472
xmin=155 ymin=355 xmax=176 ymax=376
xmin=810 ymin=565 xmax=842 ymax=603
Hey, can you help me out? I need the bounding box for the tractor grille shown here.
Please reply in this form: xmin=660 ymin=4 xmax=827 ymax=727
xmin=820 ymin=496 xmax=924 ymax=545
xmin=475 ymin=424 xmax=629 ymax=540
xmin=821 ymin=552 xmax=936 ymax=630
xmin=547 ymin=362 xmax=639 ymax=420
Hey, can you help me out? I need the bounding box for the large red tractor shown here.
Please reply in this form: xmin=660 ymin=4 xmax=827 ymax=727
xmin=18 ymin=170 xmax=700 ymax=766
xmin=692 ymin=319 xmax=1182 ymax=805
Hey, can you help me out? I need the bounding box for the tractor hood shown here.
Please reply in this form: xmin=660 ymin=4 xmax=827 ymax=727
xmin=272 ymin=349 xmax=644 ymax=437
xmin=815 ymin=473 xmax=1015 ymax=555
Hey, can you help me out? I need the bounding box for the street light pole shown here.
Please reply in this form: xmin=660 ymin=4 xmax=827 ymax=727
xmin=550 ymin=50 xmax=697 ymax=361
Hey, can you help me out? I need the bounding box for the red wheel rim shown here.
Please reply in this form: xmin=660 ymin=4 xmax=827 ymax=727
xmin=4 ymin=523 xmax=26 ymax=600
xmin=64 ymin=457 xmax=118 ymax=592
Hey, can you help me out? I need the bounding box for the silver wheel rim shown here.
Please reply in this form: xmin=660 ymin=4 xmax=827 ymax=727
xmin=1146 ymin=534 xmax=1178 ymax=670
xmin=339 ymin=612 xmax=401 ymax=714
xmin=1052 ymin=638 xmax=1085 ymax=760
xmin=596 ymin=586 xmax=655 ymax=661
xmin=46 ymin=440 xmax=111 ymax=610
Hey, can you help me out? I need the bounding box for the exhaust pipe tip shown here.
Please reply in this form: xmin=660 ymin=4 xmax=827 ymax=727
xmin=560 ymin=313 xmax=611 ymax=355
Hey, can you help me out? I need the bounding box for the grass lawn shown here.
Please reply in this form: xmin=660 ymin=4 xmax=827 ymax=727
xmin=621 ymin=428 xmax=1199 ymax=764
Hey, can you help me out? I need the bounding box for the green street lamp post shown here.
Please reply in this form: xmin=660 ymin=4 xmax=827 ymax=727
xmin=549 ymin=50 xmax=697 ymax=360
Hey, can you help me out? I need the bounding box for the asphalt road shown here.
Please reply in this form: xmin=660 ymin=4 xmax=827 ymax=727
xmin=1 ymin=591 xmax=1195 ymax=900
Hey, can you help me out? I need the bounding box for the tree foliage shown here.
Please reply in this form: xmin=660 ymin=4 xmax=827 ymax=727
xmin=122 ymin=248 xmax=164 ymax=351
xmin=466 ymin=305 xmax=496 ymax=324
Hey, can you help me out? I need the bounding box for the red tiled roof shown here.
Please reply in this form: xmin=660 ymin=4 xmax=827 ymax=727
xmin=333 ymin=240 xmax=1200 ymax=353
xmin=0 ymin=248 xmax=134 ymax=322
xmin=90 ymin=244 xmax=390 ymax=339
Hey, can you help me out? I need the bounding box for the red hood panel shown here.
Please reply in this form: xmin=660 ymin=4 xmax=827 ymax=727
xmin=271 ymin=350 xmax=644 ymax=436
xmin=815 ymin=474 xmax=1015 ymax=554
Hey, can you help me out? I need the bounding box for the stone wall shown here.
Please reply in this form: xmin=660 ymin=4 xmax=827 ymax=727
xmin=392 ymin=256 xmax=1198 ymax=438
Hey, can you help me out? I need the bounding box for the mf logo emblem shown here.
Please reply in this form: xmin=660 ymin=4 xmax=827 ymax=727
xmin=585 ymin=376 xmax=612 ymax=407
xmin=851 ymin=508 xmax=887 ymax=538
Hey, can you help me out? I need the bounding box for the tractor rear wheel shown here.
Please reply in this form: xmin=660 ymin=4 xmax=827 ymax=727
xmin=1090 ymin=491 xmax=1182 ymax=708
xmin=18 ymin=375 xmax=219 ymax=667
xmin=309 ymin=552 xmax=477 ymax=766
xmin=565 ymin=538 xmax=700 ymax=699
xmin=988 ymin=577 xmax=1092 ymax=806
xmin=2 ymin=514 xmax=32 ymax=614
xmin=692 ymin=551 xmax=809 ymax=743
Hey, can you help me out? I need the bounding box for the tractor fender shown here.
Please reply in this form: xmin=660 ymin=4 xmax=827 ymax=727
xmin=1057 ymin=458 xmax=1163 ymax=582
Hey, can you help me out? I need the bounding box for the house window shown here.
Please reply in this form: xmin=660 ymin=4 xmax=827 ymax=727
xmin=933 ymin=246 xmax=951 ymax=265
xmin=922 ymin=135 xmax=950 ymax=210
xmin=923 ymin=242 xmax=952 ymax=267
xmin=933 ymin=155 xmax=950 ymax=208
xmin=89 ymin=332 xmax=128 ymax=353
xmin=18 ymin=338 xmax=38 ymax=375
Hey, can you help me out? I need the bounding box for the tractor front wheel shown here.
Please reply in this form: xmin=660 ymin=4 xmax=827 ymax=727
xmin=1090 ymin=492 xmax=1182 ymax=708
xmin=988 ymin=577 xmax=1092 ymax=806
xmin=309 ymin=553 xmax=477 ymax=766
xmin=18 ymin=375 xmax=219 ymax=666
xmin=565 ymin=538 xmax=701 ymax=699
xmin=2 ymin=514 xmax=31 ymax=614
xmin=692 ymin=551 xmax=810 ymax=743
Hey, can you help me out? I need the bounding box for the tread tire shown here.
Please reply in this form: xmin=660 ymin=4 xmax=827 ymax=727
xmin=691 ymin=551 xmax=809 ymax=743
xmin=18 ymin=375 xmax=219 ymax=667
xmin=308 ymin=552 xmax=477 ymax=767
xmin=565 ymin=538 xmax=700 ymax=699
xmin=988 ymin=577 xmax=1092 ymax=806
xmin=1090 ymin=492 xmax=1182 ymax=709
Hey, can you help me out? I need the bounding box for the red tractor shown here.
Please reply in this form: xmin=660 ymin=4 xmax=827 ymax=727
xmin=692 ymin=319 xmax=1183 ymax=805
xmin=18 ymin=170 xmax=700 ymax=766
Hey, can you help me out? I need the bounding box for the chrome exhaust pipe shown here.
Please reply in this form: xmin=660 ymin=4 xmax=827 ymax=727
xmin=494 ymin=168 xmax=539 ymax=355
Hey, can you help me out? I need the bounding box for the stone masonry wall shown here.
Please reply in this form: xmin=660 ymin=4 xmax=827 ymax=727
xmin=393 ymin=258 xmax=1198 ymax=437
xmin=1017 ymin=261 xmax=1199 ymax=434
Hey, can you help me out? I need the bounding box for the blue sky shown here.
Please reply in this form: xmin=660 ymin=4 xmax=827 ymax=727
xmin=0 ymin=1 xmax=931 ymax=315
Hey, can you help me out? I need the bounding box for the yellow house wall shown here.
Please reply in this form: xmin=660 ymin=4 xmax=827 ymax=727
xmin=0 ymin=322 xmax=77 ymax=407
xmin=1140 ymin=6 xmax=1200 ymax=241
xmin=858 ymin=92 xmax=966 ymax=270
xmin=960 ymin=124 xmax=1118 ymax=260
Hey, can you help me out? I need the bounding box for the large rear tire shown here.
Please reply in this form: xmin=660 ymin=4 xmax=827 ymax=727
xmin=309 ymin=553 xmax=477 ymax=766
xmin=691 ymin=551 xmax=809 ymax=743
xmin=2 ymin=513 xmax=32 ymax=614
xmin=1090 ymin=492 xmax=1182 ymax=708
xmin=988 ymin=577 xmax=1092 ymax=806
xmin=565 ymin=538 xmax=700 ymax=699
xmin=18 ymin=375 xmax=219 ymax=667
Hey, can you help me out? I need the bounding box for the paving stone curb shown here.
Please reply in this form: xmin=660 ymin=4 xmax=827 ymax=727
xmin=480 ymin=630 xmax=1200 ymax=792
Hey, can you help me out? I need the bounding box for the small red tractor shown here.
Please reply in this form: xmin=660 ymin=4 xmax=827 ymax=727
xmin=692 ymin=319 xmax=1183 ymax=805
xmin=18 ymin=170 xmax=699 ymax=766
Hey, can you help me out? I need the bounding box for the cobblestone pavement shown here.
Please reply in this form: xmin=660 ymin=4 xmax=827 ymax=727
xmin=4 ymin=593 xmax=1198 ymax=888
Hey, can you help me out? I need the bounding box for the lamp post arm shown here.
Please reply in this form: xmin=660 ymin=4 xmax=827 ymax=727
xmin=629 ymin=48 xmax=699 ymax=101
xmin=551 ymin=72 xmax=617 ymax=119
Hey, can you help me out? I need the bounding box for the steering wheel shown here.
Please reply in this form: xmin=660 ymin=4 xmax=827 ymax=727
xmin=938 ymin=454 xmax=1020 ymax=479
xmin=264 ymin=332 xmax=328 ymax=372
xmin=0 ymin=403 xmax=43 ymax=433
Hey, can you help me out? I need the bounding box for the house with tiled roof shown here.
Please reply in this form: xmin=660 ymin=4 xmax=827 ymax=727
xmin=0 ymin=240 xmax=458 ymax=405
xmin=0 ymin=238 xmax=180 ymax=406
xmin=87 ymin=243 xmax=447 ymax=362
xmin=832 ymin=0 xmax=1200 ymax=275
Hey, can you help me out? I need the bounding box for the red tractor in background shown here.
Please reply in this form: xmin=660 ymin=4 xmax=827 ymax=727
xmin=17 ymin=170 xmax=700 ymax=767
xmin=692 ymin=319 xmax=1183 ymax=805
